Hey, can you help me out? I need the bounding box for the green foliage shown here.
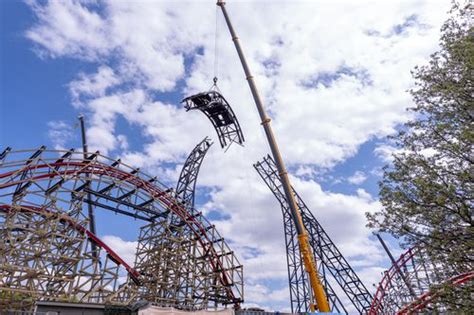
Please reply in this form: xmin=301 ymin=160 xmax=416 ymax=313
xmin=367 ymin=1 xmax=473 ymax=310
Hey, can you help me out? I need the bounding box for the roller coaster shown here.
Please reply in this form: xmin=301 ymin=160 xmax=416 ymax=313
xmin=1 ymin=147 xmax=470 ymax=313
xmin=0 ymin=147 xmax=243 ymax=311
xmin=1 ymin=1 xmax=471 ymax=313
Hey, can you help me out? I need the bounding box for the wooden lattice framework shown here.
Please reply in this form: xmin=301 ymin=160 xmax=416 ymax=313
xmin=0 ymin=147 xmax=243 ymax=311
xmin=0 ymin=204 xmax=138 ymax=310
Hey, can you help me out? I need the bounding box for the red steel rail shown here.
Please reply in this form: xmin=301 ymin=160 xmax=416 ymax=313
xmin=397 ymin=271 xmax=474 ymax=314
xmin=0 ymin=203 xmax=140 ymax=282
xmin=0 ymin=160 xmax=238 ymax=305
xmin=369 ymin=245 xmax=473 ymax=314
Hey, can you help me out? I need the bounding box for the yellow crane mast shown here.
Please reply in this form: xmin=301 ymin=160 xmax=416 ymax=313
xmin=216 ymin=0 xmax=330 ymax=312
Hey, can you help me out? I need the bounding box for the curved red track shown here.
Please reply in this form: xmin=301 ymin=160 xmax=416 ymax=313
xmin=0 ymin=161 xmax=238 ymax=304
xmin=369 ymin=246 xmax=473 ymax=314
xmin=397 ymin=271 xmax=474 ymax=314
xmin=0 ymin=204 xmax=140 ymax=282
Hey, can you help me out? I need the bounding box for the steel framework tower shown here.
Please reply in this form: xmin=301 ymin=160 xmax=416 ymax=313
xmin=254 ymin=155 xmax=373 ymax=314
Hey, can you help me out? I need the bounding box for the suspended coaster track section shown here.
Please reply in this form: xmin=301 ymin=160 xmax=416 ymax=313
xmin=0 ymin=147 xmax=243 ymax=310
xmin=182 ymin=91 xmax=245 ymax=149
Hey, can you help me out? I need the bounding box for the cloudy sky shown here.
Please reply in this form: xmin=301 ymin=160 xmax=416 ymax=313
xmin=1 ymin=0 xmax=451 ymax=312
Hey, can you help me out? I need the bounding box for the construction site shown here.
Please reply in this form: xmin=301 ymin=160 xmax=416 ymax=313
xmin=1 ymin=1 xmax=472 ymax=314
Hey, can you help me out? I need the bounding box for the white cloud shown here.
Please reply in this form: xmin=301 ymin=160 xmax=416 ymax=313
xmin=374 ymin=143 xmax=400 ymax=163
xmin=116 ymin=134 xmax=129 ymax=150
xmin=70 ymin=66 xmax=121 ymax=106
xmin=25 ymin=0 xmax=451 ymax=310
xmin=26 ymin=0 xmax=110 ymax=59
xmin=102 ymin=235 xmax=138 ymax=267
xmin=347 ymin=170 xmax=368 ymax=185
xmin=245 ymin=284 xmax=290 ymax=310
xmin=47 ymin=120 xmax=74 ymax=150
xmin=356 ymin=188 xmax=373 ymax=200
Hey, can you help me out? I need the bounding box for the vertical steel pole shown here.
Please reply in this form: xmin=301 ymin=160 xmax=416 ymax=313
xmin=216 ymin=1 xmax=330 ymax=311
xmin=78 ymin=115 xmax=98 ymax=259
xmin=376 ymin=233 xmax=417 ymax=299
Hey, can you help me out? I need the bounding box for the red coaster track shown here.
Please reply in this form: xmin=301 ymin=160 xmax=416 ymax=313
xmin=0 ymin=148 xmax=243 ymax=310
xmin=369 ymin=246 xmax=472 ymax=314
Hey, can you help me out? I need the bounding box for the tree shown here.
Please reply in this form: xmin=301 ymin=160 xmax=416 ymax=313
xmin=367 ymin=1 xmax=473 ymax=310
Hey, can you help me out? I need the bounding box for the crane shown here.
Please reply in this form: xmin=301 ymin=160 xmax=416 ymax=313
xmin=216 ymin=0 xmax=330 ymax=312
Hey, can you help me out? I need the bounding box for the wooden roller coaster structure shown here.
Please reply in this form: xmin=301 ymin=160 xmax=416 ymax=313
xmin=0 ymin=147 xmax=243 ymax=311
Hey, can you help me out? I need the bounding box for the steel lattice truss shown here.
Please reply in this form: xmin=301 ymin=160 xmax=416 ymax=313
xmin=254 ymin=155 xmax=372 ymax=314
xmin=0 ymin=147 xmax=243 ymax=311
xmin=369 ymin=246 xmax=473 ymax=314
xmin=175 ymin=137 xmax=213 ymax=209
xmin=182 ymin=91 xmax=245 ymax=149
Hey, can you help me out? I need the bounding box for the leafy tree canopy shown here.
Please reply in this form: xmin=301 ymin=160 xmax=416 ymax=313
xmin=367 ymin=1 xmax=473 ymax=310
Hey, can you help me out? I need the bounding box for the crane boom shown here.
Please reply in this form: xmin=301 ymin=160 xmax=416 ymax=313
xmin=216 ymin=1 xmax=330 ymax=312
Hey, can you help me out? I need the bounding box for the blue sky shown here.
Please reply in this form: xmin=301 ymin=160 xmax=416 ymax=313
xmin=0 ymin=0 xmax=450 ymax=312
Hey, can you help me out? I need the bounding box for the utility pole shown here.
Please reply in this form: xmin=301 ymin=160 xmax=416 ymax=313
xmin=78 ymin=115 xmax=98 ymax=259
xmin=216 ymin=1 xmax=330 ymax=312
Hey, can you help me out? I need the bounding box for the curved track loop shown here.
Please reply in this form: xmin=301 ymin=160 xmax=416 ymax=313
xmin=397 ymin=271 xmax=473 ymax=314
xmin=0 ymin=148 xmax=243 ymax=309
xmin=369 ymin=246 xmax=473 ymax=314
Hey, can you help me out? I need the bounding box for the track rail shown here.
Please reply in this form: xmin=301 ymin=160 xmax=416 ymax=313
xmin=397 ymin=272 xmax=474 ymax=314
xmin=0 ymin=204 xmax=140 ymax=282
xmin=175 ymin=137 xmax=213 ymax=209
xmin=0 ymin=148 xmax=243 ymax=309
xmin=369 ymin=246 xmax=473 ymax=314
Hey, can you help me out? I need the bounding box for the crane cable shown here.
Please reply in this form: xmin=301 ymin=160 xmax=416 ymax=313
xmin=212 ymin=4 xmax=219 ymax=90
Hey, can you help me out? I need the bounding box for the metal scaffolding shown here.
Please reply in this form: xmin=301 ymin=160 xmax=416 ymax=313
xmin=0 ymin=148 xmax=243 ymax=311
xmin=254 ymin=155 xmax=372 ymax=314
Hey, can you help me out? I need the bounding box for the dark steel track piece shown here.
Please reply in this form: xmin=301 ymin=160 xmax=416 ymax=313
xmin=182 ymin=91 xmax=244 ymax=149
